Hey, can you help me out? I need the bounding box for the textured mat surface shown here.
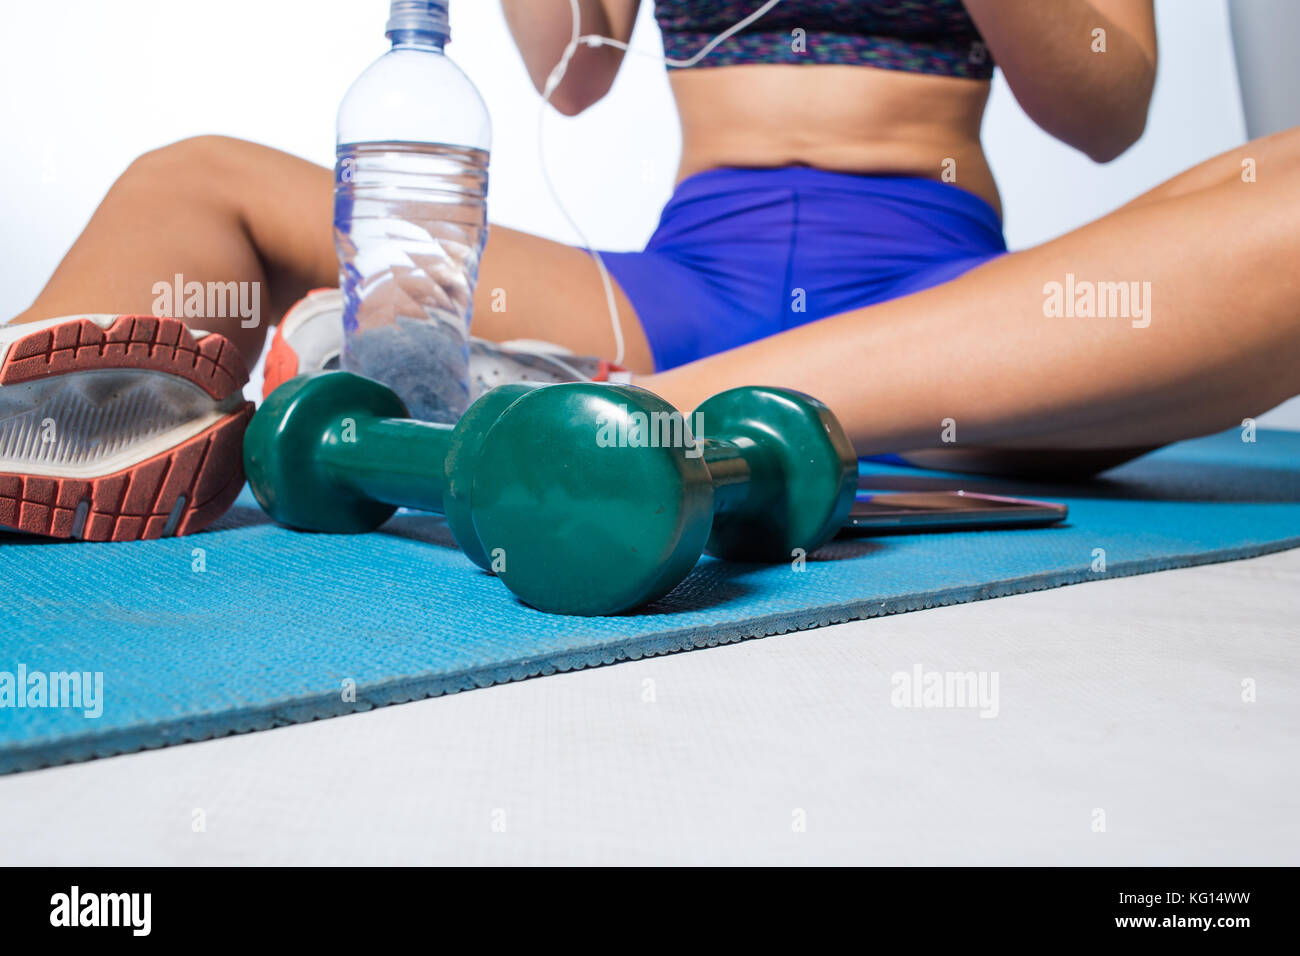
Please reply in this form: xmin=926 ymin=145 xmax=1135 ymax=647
xmin=2 ymin=428 xmax=1297 ymax=774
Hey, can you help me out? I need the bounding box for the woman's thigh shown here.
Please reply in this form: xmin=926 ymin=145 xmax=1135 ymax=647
xmin=472 ymin=225 xmax=654 ymax=372
xmin=893 ymin=128 xmax=1300 ymax=476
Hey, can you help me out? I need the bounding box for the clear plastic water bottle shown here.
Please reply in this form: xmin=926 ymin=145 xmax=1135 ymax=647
xmin=335 ymin=0 xmax=491 ymax=423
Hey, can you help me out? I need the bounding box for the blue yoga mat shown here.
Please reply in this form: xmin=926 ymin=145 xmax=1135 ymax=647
xmin=2 ymin=428 xmax=1298 ymax=774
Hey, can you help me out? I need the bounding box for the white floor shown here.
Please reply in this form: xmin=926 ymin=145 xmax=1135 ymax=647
xmin=3 ymin=548 xmax=1298 ymax=866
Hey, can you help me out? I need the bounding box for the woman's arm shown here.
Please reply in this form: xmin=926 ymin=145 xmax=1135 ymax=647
xmin=501 ymin=0 xmax=641 ymax=115
xmin=962 ymin=0 xmax=1157 ymax=162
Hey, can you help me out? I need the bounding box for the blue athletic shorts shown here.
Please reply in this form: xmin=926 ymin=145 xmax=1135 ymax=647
xmin=595 ymin=165 xmax=1007 ymax=371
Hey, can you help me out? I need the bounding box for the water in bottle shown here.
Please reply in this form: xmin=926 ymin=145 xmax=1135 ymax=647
xmin=335 ymin=0 xmax=491 ymax=422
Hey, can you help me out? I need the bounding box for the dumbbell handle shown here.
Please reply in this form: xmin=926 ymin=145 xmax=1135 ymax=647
xmin=316 ymin=415 xmax=451 ymax=515
xmin=697 ymin=437 xmax=752 ymax=513
xmin=316 ymin=416 xmax=759 ymax=522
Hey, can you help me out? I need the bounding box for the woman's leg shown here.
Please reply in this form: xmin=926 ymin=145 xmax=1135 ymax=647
xmin=642 ymin=127 xmax=1300 ymax=472
xmin=473 ymin=226 xmax=654 ymax=371
xmin=13 ymin=136 xmax=334 ymax=365
xmin=13 ymin=135 xmax=655 ymax=371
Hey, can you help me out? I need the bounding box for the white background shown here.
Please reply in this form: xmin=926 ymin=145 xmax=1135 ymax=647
xmin=1 ymin=0 xmax=1295 ymax=426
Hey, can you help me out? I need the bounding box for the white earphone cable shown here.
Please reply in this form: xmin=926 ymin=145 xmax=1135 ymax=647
xmin=536 ymin=0 xmax=784 ymax=366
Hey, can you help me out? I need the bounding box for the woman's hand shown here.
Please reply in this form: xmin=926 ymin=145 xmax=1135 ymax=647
xmin=962 ymin=0 xmax=1157 ymax=162
xmin=501 ymin=0 xmax=641 ymax=115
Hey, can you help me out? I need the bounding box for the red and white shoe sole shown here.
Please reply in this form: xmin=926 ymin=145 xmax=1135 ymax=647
xmin=0 ymin=315 xmax=253 ymax=542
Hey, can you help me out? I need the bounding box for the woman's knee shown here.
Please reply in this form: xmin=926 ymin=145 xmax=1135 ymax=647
xmin=118 ymin=135 xmax=257 ymax=198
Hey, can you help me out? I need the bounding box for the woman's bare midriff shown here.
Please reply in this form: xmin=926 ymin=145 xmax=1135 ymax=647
xmin=670 ymin=64 xmax=1000 ymax=217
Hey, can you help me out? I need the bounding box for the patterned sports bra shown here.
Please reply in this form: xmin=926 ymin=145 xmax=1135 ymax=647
xmin=654 ymin=0 xmax=994 ymax=79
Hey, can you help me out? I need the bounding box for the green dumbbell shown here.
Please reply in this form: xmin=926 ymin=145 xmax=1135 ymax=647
xmin=464 ymin=382 xmax=859 ymax=615
xmin=242 ymin=370 xmax=536 ymax=571
xmin=244 ymin=372 xmax=857 ymax=616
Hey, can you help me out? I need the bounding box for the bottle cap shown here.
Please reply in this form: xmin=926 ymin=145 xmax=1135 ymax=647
xmin=386 ymin=0 xmax=450 ymax=42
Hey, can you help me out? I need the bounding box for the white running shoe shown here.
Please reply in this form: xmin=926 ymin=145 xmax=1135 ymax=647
xmin=262 ymin=288 xmax=628 ymax=402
